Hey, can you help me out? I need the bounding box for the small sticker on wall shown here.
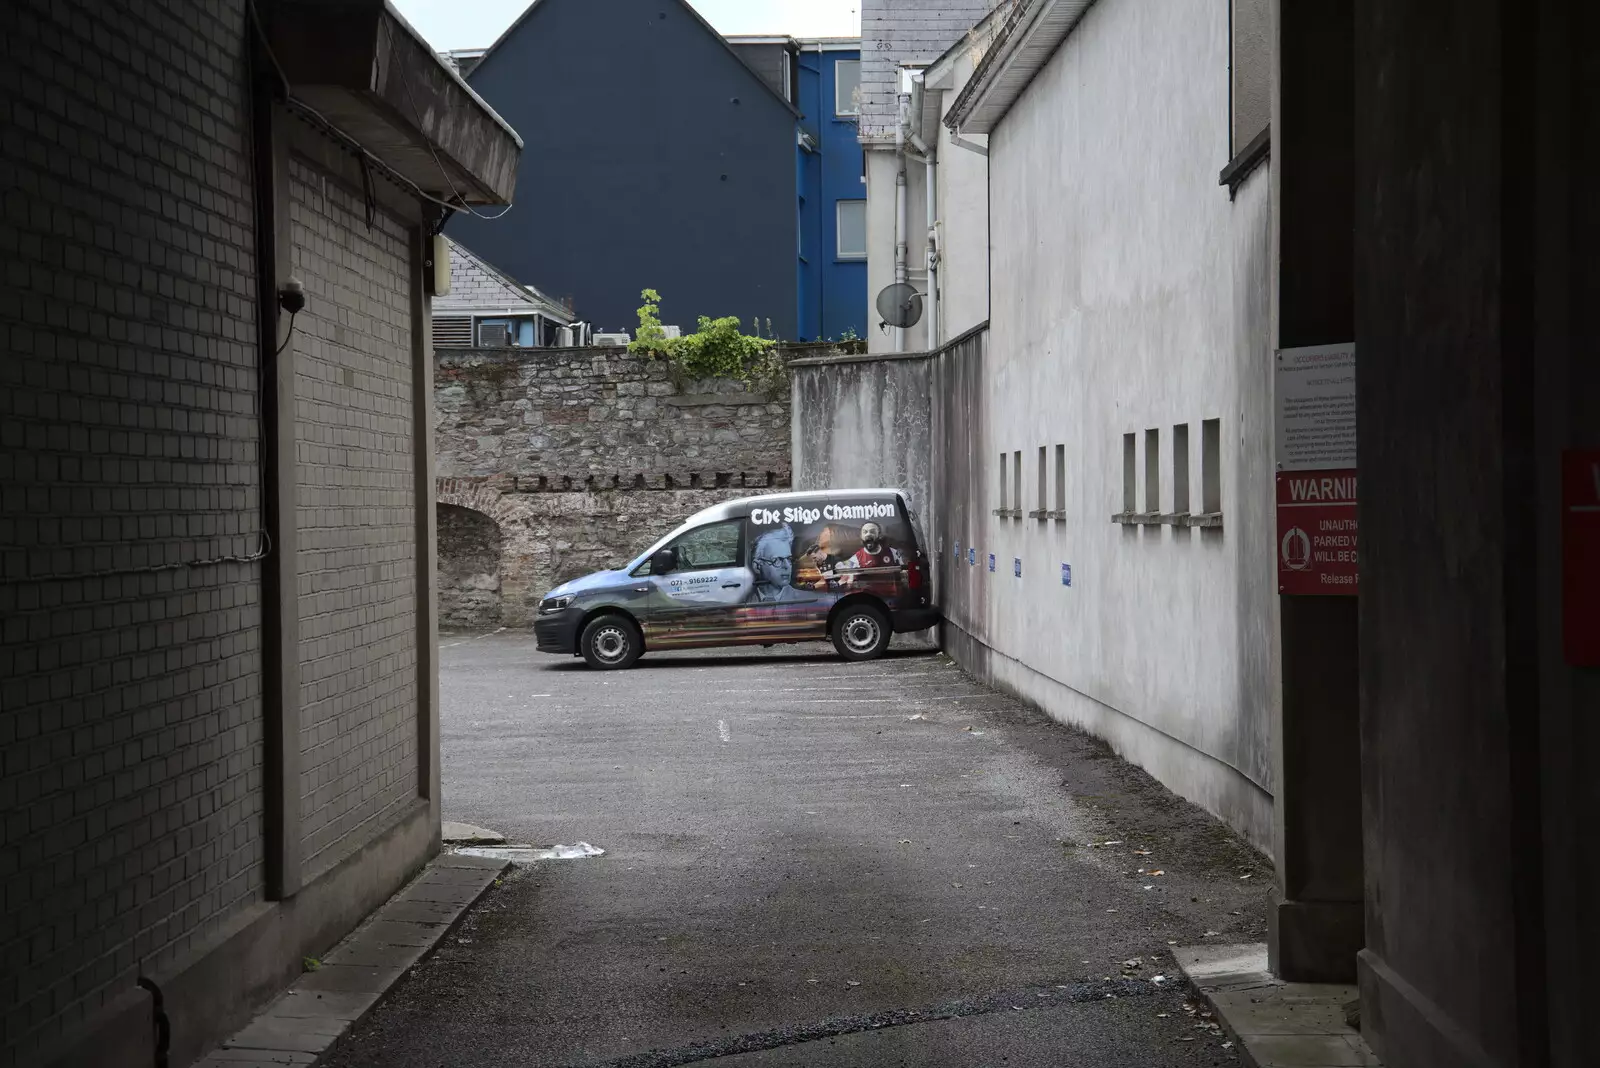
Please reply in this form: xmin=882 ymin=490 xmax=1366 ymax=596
xmin=988 ymin=553 xmax=996 ymax=573
xmin=1061 ymin=563 xmax=1072 ymax=587
xmin=954 ymin=539 xmax=961 ymax=562
xmin=968 ymin=547 xmax=977 ymax=566
xmin=1013 ymin=557 xmax=1022 ymax=578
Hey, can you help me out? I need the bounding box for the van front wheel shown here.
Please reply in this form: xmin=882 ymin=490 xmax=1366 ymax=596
xmin=831 ymin=603 xmax=891 ymax=662
xmin=580 ymin=615 xmax=642 ymax=670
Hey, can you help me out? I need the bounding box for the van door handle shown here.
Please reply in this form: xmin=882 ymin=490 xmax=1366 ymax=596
xmin=634 ymin=586 xmax=649 ymax=593
xmin=721 ymin=582 xmax=743 ymax=589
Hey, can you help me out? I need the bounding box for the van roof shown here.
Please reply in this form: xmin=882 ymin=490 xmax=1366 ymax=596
xmin=684 ymin=488 xmax=908 ymax=526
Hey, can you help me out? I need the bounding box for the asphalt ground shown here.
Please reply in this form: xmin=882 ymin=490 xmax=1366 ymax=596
xmin=325 ymin=634 xmax=1270 ymax=1067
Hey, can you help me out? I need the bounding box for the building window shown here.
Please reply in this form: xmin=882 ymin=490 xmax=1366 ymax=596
xmin=1231 ymin=0 xmax=1272 ymax=155
xmin=1172 ymin=423 xmax=1191 ymax=514
xmin=1122 ymin=433 xmax=1137 ymax=514
xmin=999 ymin=452 xmax=1008 ymax=515
xmin=1054 ymin=443 xmax=1066 ymax=518
xmin=1144 ymin=429 xmax=1160 ymax=514
xmin=1202 ymin=418 xmax=1222 ymax=514
xmin=835 ymin=59 xmax=861 ymax=117
xmin=1035 ymin=446 xmax=1047 ymax=518
xmin=1012 ymin=450 xmax=1022 ymax=519
xmin=836 ymin=200 xmax=866 ymax=259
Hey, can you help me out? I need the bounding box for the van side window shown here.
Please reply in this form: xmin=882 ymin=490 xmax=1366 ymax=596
xmin=665 ymin=519 xmax=743 ymax=570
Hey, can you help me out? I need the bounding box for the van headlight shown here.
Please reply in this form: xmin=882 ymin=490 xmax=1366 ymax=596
xmin=538 ymin=596 xmax=573 ymax=614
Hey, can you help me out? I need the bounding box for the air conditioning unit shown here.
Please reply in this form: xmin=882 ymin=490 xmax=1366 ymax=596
xmin=592 ymin=332 xmax=630 ymax=346
xmin=477 ymin=322 xmax=511 ymax=347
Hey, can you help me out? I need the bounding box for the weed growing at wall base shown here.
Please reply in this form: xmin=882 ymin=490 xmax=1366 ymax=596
xmin=630 ymin=289 xmax=785 ymax=394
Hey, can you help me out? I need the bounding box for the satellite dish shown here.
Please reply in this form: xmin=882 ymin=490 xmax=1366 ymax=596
xmin=875 ymin=282 xmax=924 ymax=329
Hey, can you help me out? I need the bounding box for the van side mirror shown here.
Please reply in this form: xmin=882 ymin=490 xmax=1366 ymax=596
xmin=650 ymin=548 xmax=677 ymax=575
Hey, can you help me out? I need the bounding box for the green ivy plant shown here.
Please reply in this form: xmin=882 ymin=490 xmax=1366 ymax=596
xmin=629 ymin=289 xmax=784 ymax=393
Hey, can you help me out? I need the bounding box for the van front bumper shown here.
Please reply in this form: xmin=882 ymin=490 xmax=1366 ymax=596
xmin=534 ymin=609 xmax=583 ymax=654
xmin=891 ymin=606 xmax=941 ymax=633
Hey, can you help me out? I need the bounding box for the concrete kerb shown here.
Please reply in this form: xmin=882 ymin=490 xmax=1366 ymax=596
xmin=1173 ymin=943 xmax=1381 ymax=1068
xmin=193 ymin=855 xmax=510 ymax=1068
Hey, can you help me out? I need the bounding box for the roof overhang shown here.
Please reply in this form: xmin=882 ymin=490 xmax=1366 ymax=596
xmin=793 ymin=38 xmax=863 ymax=52
xmin=946 ymin=0 xmax=1095 ymax=136
xmin=264 ymin=0 xmax=522 ymax=205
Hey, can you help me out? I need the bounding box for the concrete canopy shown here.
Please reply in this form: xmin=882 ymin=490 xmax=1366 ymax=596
xmin=263 ymin=0 xmax=522 ymax=205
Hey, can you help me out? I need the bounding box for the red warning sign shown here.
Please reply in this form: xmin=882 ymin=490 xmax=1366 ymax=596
xmin=1277 ymin=469 xmax=1358 ymax=596
xmin=1564 ymin=449 xmax=1600 ymax=666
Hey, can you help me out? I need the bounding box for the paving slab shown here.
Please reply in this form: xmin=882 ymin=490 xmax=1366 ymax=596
xmin=322 ymin=942 xmax=430 ymax=970
xmin=395 ymin=881 xmax=487 ymax=906
xmin=355 ymin=921 xmax=443 ymax=948
xmin=265 ymin=992 xmax=380 ymax=1022
xmin=192 ymin=853 xmax=508 ymax=1068
xmin=1173 ymin=943 xmax=1380 ymax=1068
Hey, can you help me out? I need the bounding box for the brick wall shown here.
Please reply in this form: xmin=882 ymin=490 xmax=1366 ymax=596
xmin=434 ymin=347 xmax=794 ymax=627
xmin=860 ymin=0 xmax=1001 ymax=139
xmin=288 ymin=159 xmax=419 ymax=877
xmin=0 ymin=0 xmax=266 ymax=1060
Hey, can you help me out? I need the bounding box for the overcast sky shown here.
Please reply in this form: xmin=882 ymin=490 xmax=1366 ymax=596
xmin=393 ymin=0 xmax=862 ymax=52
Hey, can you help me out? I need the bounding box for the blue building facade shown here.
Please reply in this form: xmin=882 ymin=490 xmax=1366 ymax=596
xmin=450 ymin=0 xmax=801 ymax=340
xmin=795 ymin=42 xmax=867 ymax=342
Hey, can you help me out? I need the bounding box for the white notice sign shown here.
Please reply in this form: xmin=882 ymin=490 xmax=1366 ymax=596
xmin=1275 ymin=344 xmax=1356 ymax=471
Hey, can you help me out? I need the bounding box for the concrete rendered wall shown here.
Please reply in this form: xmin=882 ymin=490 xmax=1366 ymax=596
xmin=790 ymin=354 xmax=935 ymax=533
xmin=930 ymin=44 xmax=992 ymax=343
xmin=950 ymin=0 xmax=1277 ymax=848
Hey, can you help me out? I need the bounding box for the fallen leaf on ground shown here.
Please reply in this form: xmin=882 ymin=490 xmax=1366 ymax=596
xmin=1133 ymin=848 xmax=1153 ymax=856
xmin=846 ymin=980 xmax=861 ymax=987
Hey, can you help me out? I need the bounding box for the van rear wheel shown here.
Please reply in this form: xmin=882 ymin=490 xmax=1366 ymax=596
xmin=830 ymin=603 xmax=891 ymax=662
xmin=580 ymin=614 xmax=642 ymax=670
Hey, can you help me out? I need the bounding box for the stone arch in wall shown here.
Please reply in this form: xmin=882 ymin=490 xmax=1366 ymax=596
xmin=435 ymin=498 xmax=507 ymax=630
xmin=436 ymin=479 xmax=544 ymax=629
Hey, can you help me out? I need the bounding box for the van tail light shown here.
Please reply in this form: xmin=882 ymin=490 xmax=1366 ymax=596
xmin=908 ymin=557 xmax=925 ymax=590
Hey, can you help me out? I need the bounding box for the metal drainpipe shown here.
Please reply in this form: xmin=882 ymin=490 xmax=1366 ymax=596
xmin=894 ymin=92 xmax=909 ymax=353
xmin=925 ymin=150 xmax=937 ymax=350
xmin=906 ymin=71 xmax=937 ymax=351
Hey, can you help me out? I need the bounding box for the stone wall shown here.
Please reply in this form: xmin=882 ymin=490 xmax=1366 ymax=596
xmin=434 ymin=346 xmax=800 ymax=627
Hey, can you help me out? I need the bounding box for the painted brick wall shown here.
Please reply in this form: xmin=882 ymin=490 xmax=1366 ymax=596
xmin=0 ymin=0 xmax=266 ymax=1061
xmin=288 ymin=158 xmax=420 ymax=877
xmin=860 ymin=0 xmax=1001 ymax=139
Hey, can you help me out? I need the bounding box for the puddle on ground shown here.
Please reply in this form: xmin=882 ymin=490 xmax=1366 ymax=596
xmin=454 ymin=843 xmax=605 ymax=863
